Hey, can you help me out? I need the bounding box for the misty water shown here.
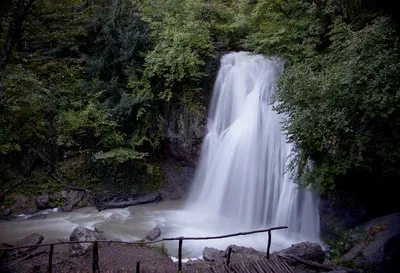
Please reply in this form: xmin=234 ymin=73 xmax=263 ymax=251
xmin=0 ymin=52 xmax=320 ymax=258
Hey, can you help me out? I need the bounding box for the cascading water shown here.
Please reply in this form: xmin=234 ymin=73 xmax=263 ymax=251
xmin=187 ymin=52 xmax=320 ymax=242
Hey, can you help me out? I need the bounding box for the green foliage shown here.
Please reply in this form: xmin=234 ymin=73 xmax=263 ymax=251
xmin=138 ymin=0 xmax=214 ymax=100
xmin=93 ymin=148 xmax=146 ymax=164
xmin=275 ymin=16 xmax=400 ymax=192
xmin=233 ymin=0 xmax=328 ymax=61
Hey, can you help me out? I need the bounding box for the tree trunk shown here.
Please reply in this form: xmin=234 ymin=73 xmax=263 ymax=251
xmin=0 ymin=0 xmax=35 ymax=97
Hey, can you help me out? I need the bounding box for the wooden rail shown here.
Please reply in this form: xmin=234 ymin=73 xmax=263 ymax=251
xmin=0 ymin=226 xmax=288 ymax=273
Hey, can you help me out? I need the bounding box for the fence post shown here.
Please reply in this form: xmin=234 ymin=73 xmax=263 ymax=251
xmin=92 ymin=241 xmax=100 ymax=273
xmin=178 ymin=238 xmax=183 ymax=273
xmin=266 ymin=231 xmax=272 ymax=259
xmin=48 ymin=244 xmax=54 ymax=273
xmin=226 ymin=246 xmax=232 ymax=267
xmin=136 ymin=261 xmax=140 ymax=273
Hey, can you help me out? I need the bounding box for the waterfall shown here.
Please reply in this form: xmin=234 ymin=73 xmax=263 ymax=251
xmin=187 ymin=52 xmax=320 ymax=242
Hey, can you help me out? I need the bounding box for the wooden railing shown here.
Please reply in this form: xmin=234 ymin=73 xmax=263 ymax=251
xmin=0 ymin=226 xmax=288 ymax=273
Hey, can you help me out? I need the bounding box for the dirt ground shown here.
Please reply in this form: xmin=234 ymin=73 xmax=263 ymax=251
xmin=1 ymin=244 xmax=181 ymax=273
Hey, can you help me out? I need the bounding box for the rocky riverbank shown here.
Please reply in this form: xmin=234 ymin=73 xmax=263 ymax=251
xmin=0 ymin=226 xmax=353 ymax=273
xmin=2 ymin=214 xmax=399 ymax=273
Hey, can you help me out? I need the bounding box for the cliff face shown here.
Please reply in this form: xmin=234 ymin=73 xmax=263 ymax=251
xmin=162 ymin=102 xmax=207 ymax=167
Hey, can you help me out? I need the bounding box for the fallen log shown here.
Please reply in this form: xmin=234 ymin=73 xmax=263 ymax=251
xmin=97 ymin=192 xmax=162 ymax=211
xmin=279 ymin=253 xmax=362 ymax=273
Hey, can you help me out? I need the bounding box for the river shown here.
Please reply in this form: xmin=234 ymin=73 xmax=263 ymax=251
xmin=0 ymin=200 xmax=306 ymax=258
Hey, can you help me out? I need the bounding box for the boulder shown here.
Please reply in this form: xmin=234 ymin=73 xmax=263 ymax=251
xmin=224 ymin=245 xmax=265 ymax=265
xmin=278 ymin=242 xmax=325 ymax=265
xmin=202 ymin=247 xmax=225 ymax=262
xmin=35 ymin=194 xmax=50 ymax=210
xmin=12 ymin=233 xmax=44 ymax=257
xmin=62 ymin=191 xmax=84 ymax=212
xmin=226 ymin=244 xmax=263 ymax=256
xmin=69 ymin=226 xmax=106 ymax=256
xmin=145 ymin=227 xmax=161 ymax=241
xmin=340 ymin=213 xmax=400 ymax=273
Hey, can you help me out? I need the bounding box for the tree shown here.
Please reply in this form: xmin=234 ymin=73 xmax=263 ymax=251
xmin=275 ymin=16 xmax=400 ymax=213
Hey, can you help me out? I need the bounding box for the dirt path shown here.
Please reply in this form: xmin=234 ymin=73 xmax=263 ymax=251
xmin=2 ymin=244 xmax=179 ymax=273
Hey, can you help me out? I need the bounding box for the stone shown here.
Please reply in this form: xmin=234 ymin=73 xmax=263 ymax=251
xmin=61 ymin=191 xmax=68 ymax=199
xmin=145 ymin=226 xmax=161 ymax=241
xmin=13 ymin=233 xmax=44 ymax=257
xmin=202 ymin=247 xmax=225 ymax=262
xmin=69 ymin=226 xmax=106 ymax=256
xmin=62 ymin=191 xmax=84 ymax=212
xmin=35 ymin=194 xmax=50 ymax=210
xmin=340 ymin=213 xmax=400 ymax=273
xmin=52 ymin=193 xmax=61 ymax=202
xmin=279 ymin=242 xmax=325 ymax=265
xmin=226 ymin=244 xmax=262 ymax=256
xmin=15 ymin=233 xmax=44 ymax=248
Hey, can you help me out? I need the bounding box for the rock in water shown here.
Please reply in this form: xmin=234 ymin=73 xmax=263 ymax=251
xmin=62 ymin=191 xmax=85 ymax=211
xmin=69 ymin=227 xmax=106 ymax=256
xmin=145 ymin=227 xmax=161 ymax=241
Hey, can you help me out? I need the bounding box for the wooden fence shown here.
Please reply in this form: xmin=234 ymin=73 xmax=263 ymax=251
xmin=0 ymin=226 xmax=288 ymax=273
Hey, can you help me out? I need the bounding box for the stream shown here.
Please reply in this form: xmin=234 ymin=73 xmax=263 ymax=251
xmin=0 ymin=200 xmax=305 ymax=259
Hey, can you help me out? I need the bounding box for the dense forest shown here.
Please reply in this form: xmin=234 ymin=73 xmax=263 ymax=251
xmin=1 ymin=0 xmax=399 ymax=217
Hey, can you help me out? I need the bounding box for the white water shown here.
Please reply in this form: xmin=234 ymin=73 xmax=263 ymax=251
xmin=187 ymin=52 xmax=320 ymax=244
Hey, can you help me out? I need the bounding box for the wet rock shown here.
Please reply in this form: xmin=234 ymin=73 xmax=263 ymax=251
xmin=62 ymin=191 xmax=84 ymax=212
xmin=340 ymin=213 xmax=400 ymax=273
xmin=69 ymin=227 xmax=106 ymax=256
xmin=145 ymin=227 xmax=161 ymax=241
xmin=279 ymin=242 xmax=325 ymax=265
xmin=318 ymin=193 xmax=368 ymax=240
xmin=203 ymin=247 xmax=225 ymax=262
xmin=35 ymin=194 xmax=49 ymax=210
xmin=162 ymin=102 xmax=206 ymax=165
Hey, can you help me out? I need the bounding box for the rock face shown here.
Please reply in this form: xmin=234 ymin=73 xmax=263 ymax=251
xmin=318 ymin=193 xmax=368 ymax=240
xmin=279 ymin=242 xmax=325 ymax=264
xmin=69 ymin=227 xmax=106 ymax=256
xmin=340 ymin=213 xmax=400 ymax=273
xmin=162 ymin=102 xmax=206 ymax=166
xmin=145 ymin=227 xmax=161 ymax=241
